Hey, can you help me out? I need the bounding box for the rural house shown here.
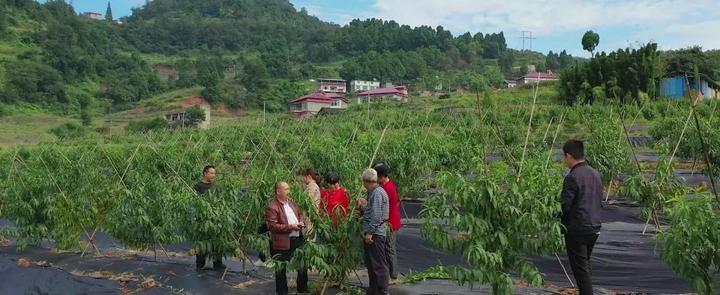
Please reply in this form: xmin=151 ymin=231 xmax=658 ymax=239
xmin=82 ymin=12 xmax=103 ymax=20
xmin=356 ymin=86 xmax=409 ymax=103
xmin=290 ymin=92 xmax=348 ymax=118
xmin=516 ymin=71 xmax=559 ymax=85
xmin=350 ymin=80 xmax=381 ymax=93
xmin=316 ymin=78 xmax=347 ymax=94
xmin=164 ymin=97 xmax=211 ymax=129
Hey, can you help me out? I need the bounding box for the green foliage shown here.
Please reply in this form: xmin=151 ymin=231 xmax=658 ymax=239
xmin=581 ymin=31 xmax=600 ymax=56
xmin=421 ymin=155 xmax=564 ymax=294
xmin=0 ymin=1 xmax=161 ymax=109
xmin=659 ymin=194 xmax=720 ymax=295
xmin=0 ymin=5 xmax=7 ymax=34
xmin=105 ymin=2 xmax=113 ymax=22
xmin=662 ymin=47 xmax=720 ymax=83
xmin=260 ymin=80 xmax=308 ymax=112
xmin=185 ymin=106 xmax=206 ymax=127
xmin=403 ymin=265 xmax=452 ymax=284
xmin=584 ymin=109 xmax=630 ymax=184
xmin=80 ymin=109 xmax=92 ymax=126
xmin=0 ymin=104 xmax=10 ymax=117
xmin=464 ymin=72 xmax=488 ymax=93
xmin=126 ymin=118 xmax=168 ymax=133
xmin=560 ymin=43 xmax=661 ymax=104
xmin=240 ymin=56 xmax=270 ymax=93
xmin=49 ymin=122 xmax=89 ymax=140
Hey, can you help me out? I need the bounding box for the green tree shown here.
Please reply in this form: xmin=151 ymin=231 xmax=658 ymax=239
xmin=582 ymin=30 xmax=600 ymax=57
xmin=261 ymin=80 xmax=307 ymax=112
xmin=464 ymin=72 xmax=488 ymax=113
xmin=50 ymin=122 xmax=88 ymax=140
xmin=80 ymin=110 xmax=93 ymax=126
xmin=185 ymin=106 xmax=206 ymax=127
xmin=105 ymin=2 xmax=113 ymax=21
xmin=0 ymin=7 xmax=7 ymax=34
xmin=240 ymin=56 xmax=270 ymax=93
xmin=546 ymin=51 xmax=561 ymax=71
xmin=126 ymin=118 xmax=167 ymax=133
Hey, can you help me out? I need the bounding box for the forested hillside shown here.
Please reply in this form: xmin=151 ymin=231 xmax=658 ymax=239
xmin=0 ymin=0 xmax=161 ymax=113
xmin=0 ymin=0 xmax=582 ymax=117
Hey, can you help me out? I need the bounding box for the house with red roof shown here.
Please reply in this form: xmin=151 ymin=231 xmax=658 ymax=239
xmin=289 ymin=92 xmax=348 ymax=118
xmin=356 ymin=86 xmax=409 ymax=103
xmin=516 ymin=71 xmax=559 ymax=85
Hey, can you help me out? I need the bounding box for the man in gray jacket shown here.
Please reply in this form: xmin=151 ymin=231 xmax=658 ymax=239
xmin=358 ymin=168 xmax=390 ymax=295
xmin=561 ymin=140 xmax=602 ymax=295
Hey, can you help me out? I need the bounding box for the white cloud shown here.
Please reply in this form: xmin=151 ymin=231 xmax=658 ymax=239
xmin=373 ymin=0 xmax=720 ymax=50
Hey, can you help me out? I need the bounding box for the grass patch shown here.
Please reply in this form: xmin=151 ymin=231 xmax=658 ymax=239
xmin=0 ymin=112 xmax=74 ymax=148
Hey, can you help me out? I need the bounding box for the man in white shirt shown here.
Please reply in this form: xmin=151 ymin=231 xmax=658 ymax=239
xmin=265 ymin=182 xmax=309 ymax=295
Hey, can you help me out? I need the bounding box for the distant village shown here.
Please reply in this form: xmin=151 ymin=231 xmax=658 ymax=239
xmin=77 ymin=0 xmax=716 ymax=123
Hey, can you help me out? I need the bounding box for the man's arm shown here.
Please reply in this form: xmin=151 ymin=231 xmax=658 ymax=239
xmin=265 ymin=205 xmax=293 ymax=233
xmin=561 ymin=175 xmax=578 ymax=220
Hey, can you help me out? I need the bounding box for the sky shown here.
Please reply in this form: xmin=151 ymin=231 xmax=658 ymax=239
xmin=57 ymin=0 xmax=720 ymax=57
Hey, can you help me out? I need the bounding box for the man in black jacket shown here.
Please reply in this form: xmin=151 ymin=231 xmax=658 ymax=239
xmin=561 ymin=140 xmax=602 ymax=295
xmin=194 ymin=165 xmax=226 ymax=271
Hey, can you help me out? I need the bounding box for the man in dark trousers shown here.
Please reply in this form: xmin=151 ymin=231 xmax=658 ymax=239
xmin=373 ymin=162 xmax=402 ymax=282
xmin=265 ymin=181 xmax=309 ymax=295
xmin=561 ymin=140 xmax=602 ymax=295
xmin=194 ymin=165 xmax=226 ymax=271
xmin=358 ymin=168 xmax=390 ymax=295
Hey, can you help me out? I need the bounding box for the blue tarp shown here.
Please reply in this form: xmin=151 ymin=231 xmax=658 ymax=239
xmin=660 ymin=77 xmax=687 ymax=99
xmin=661 ymin=76 xmax=715 ymax=99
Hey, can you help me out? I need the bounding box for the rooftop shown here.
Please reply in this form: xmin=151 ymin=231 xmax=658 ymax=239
xmin=520 ymin=71 xmax=559 ymax=80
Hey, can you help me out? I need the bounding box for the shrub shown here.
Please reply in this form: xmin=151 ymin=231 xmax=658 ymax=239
xmin=126 ymin=118 xmax=168 ymax=133
xmin=49 ymin=122 xmax=89 ymax=140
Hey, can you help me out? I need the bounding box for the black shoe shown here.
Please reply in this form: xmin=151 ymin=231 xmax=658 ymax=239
xmin=213 ymin=263 xmax=227 ymax=270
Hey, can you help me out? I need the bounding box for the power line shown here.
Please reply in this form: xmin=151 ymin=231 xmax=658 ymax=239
xmin=520 ymin=31 xmax=537 ymax=51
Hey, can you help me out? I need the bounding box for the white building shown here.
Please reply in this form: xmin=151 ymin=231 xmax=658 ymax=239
xmin=350 ymin=80 xmax=381 ymax=93
xmin=516 ymin=71 xmax=560 ymax=85
xmin=82 ymin=12 xmax=103 ymax=20
xmin=316 ymin=78 xmax=347 ymax=94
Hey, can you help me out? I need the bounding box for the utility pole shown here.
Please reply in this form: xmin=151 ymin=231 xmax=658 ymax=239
xmin=520 ymin=31 xmax=537 ymax=51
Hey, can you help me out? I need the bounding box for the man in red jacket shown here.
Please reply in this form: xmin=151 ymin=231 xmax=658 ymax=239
xmin=374 ymin=163 xmax=402 ymax=281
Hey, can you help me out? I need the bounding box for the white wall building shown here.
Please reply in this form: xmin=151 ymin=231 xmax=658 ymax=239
xmin=350 ymin=80 xmax=381 ymax=93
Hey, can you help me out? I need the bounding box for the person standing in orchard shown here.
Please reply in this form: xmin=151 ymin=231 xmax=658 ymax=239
xmin=265 ymin=182 xmax=309 ymax=295
xmin=560 ymin=140 xmax=602 ymax=295
xmin=321 ymin=172 xmax=350 ymax=224
xmin=358 ymin=168 xmax=390 ymax=295
xmin=373 ymin=162 xmax=402 ymax=283
xmin=193 ymin=165 xmax=226 ymax=271
xmin=300 ymin=168 xmax=322 ymax=237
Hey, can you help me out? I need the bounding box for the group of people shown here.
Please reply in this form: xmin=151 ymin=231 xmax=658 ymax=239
xmin=194 ymin=162 xmax=403 ymax=295
xmin=194 ymin=139 xmax=603 ymax=295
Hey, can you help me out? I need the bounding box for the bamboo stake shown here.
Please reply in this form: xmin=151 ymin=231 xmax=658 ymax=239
xmin=545 ymin=112 xmax=566 ymax=169
xmin=541 ymin=117 xmax=554 ymax=144
xmin=690 ymin=105 xmax=720 ymax=205
xmin=556 ymin=254 xmax=575 ymax=288
xmin=80 ymin=227 xmax=99 ymax=257
xmin=369 ymin=126 xmax=390 ymax=168
xmin=517 ymin=75 xmax=541 ymax=180
xmin=36 ymin=152 xmax=102 ymax=256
